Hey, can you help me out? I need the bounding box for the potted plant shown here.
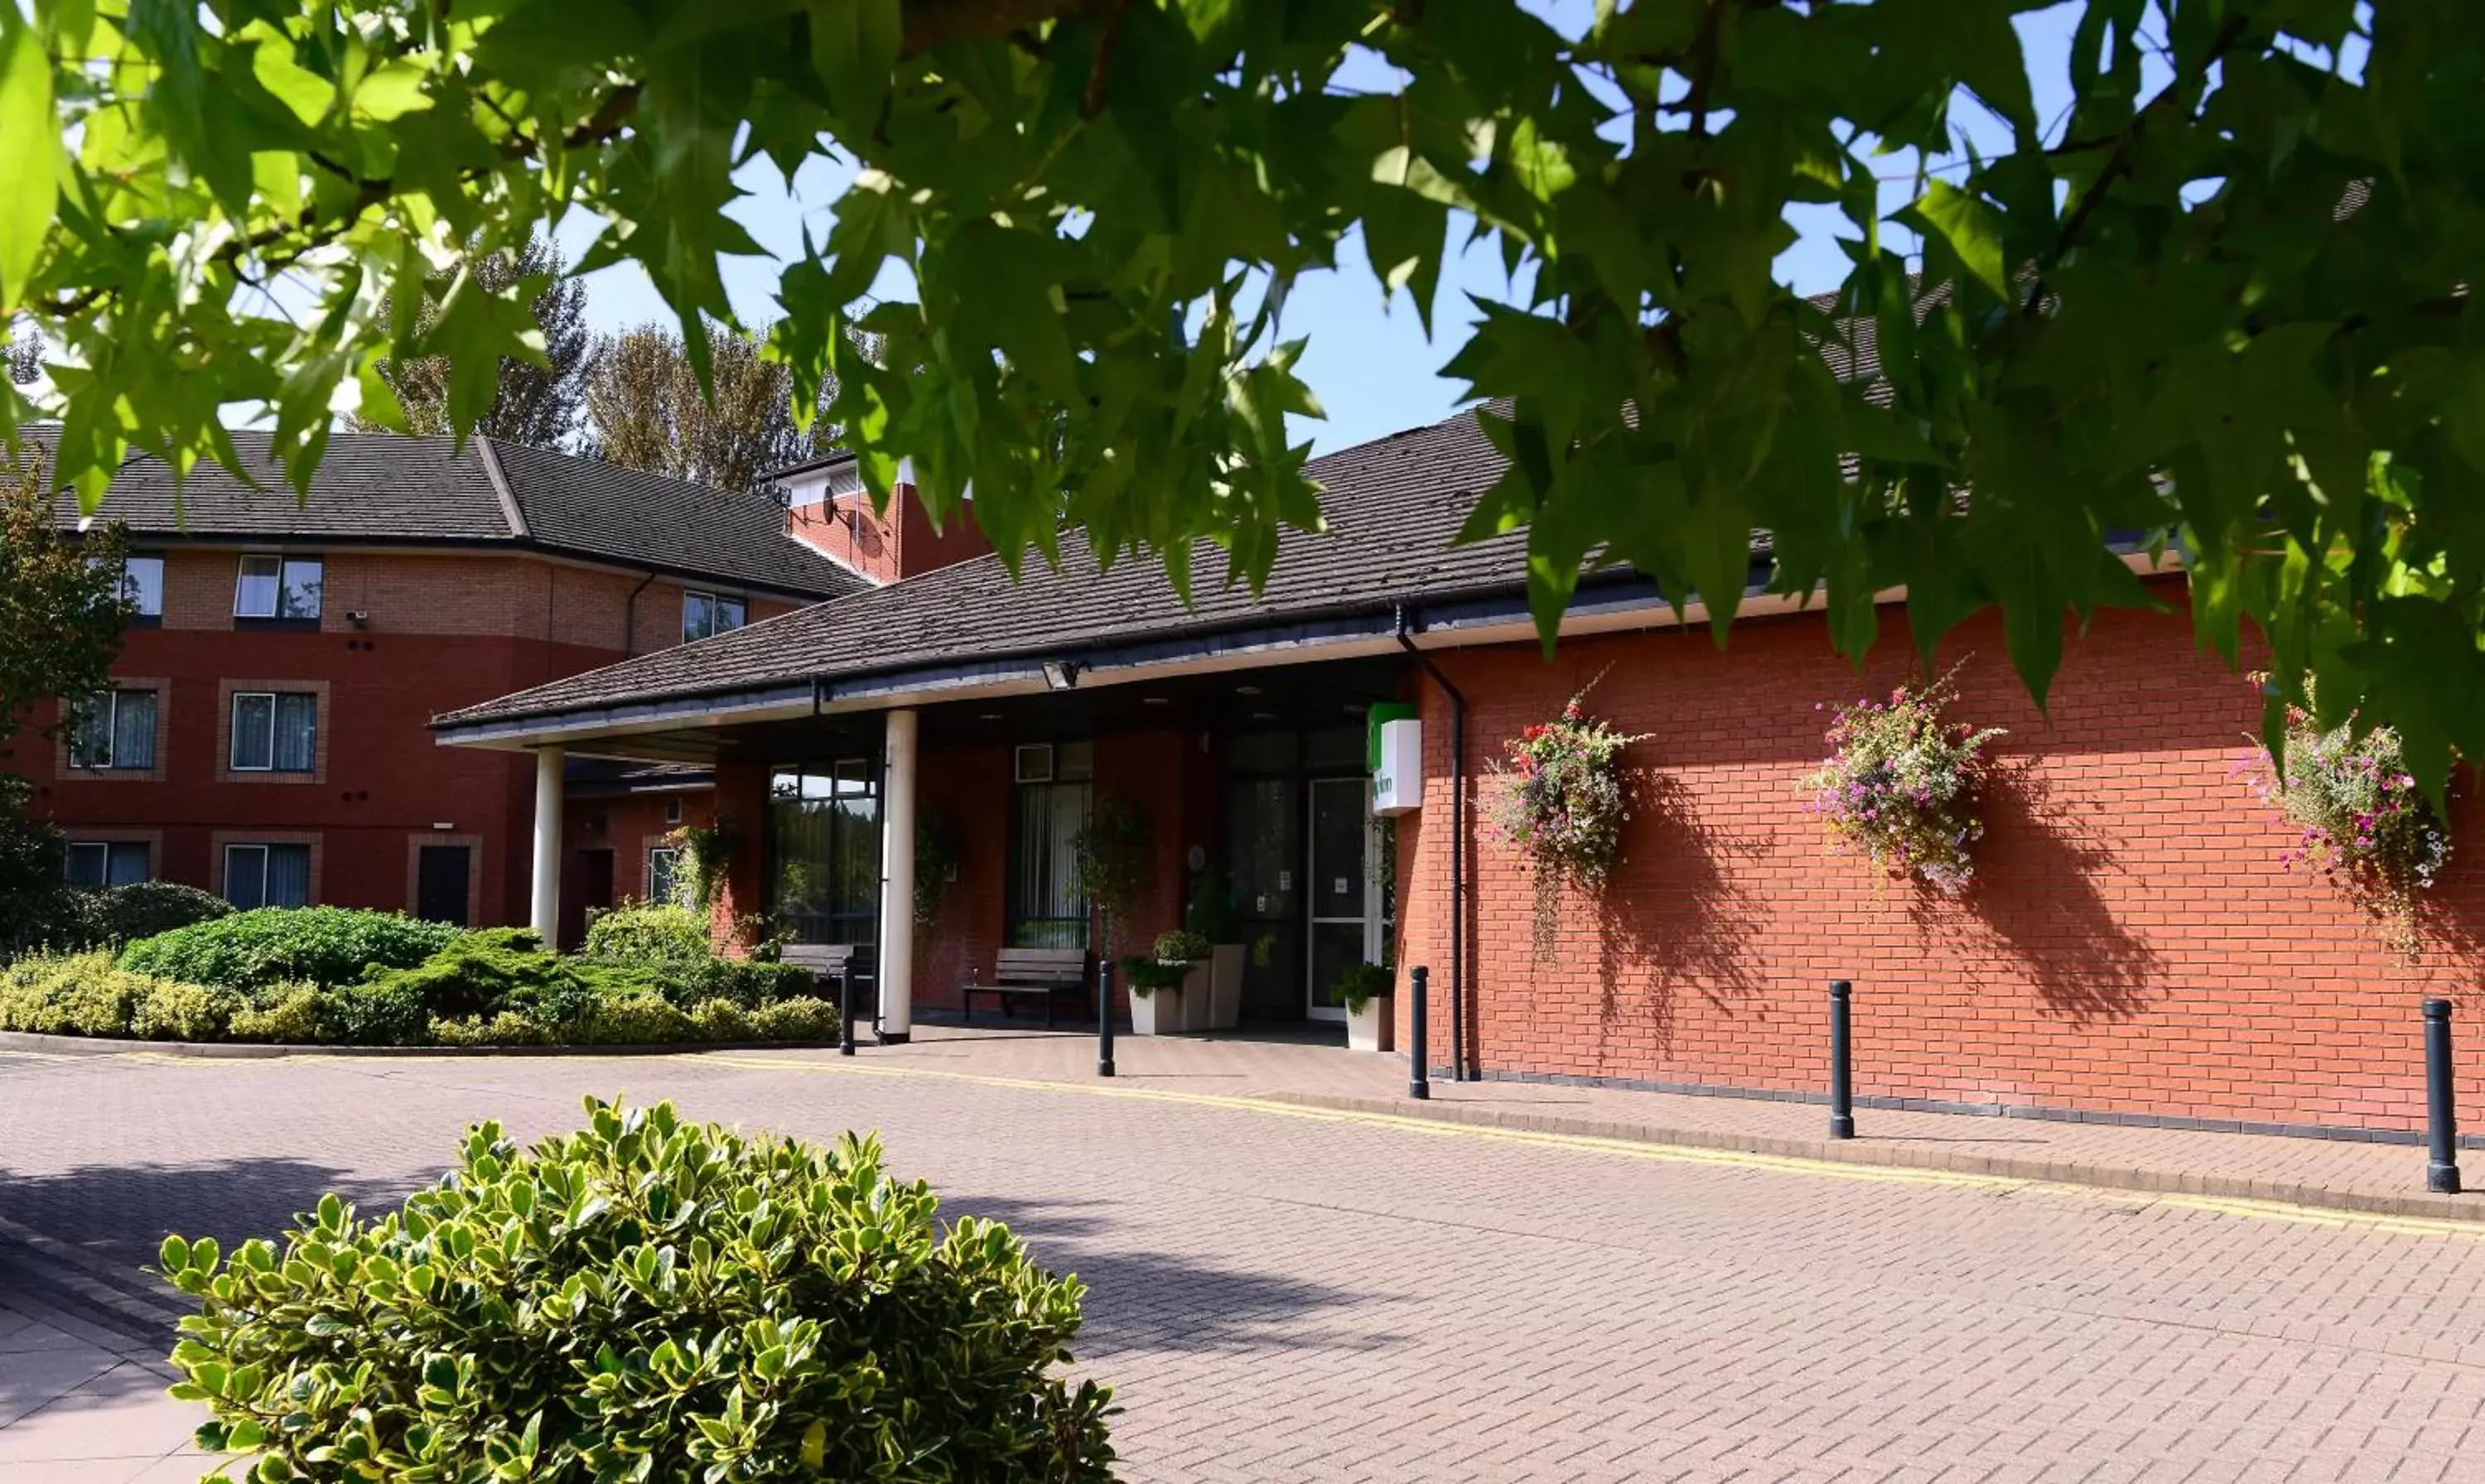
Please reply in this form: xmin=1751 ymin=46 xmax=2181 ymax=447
xmin=1185 ymin=868 xmax=1246 ymax=1029
xmin=1333 ymin=960 xmax=1394 ymax=1053
xmin=1152 ymin=928 xmax=1215 ymax=1031
xmin=1118 ymin=953 xmax=1191 ymax=1035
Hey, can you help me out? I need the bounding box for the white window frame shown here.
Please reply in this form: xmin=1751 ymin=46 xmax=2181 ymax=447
xmin=222 ymin=842 xmax=311 ymax=909
xmin=234 ymin=553 xmax=323 ymax=620
xmin=68 ymin=687 xmax=156 ymax=771
xmin=648 ymin=846 xmax=683 ymax=905
xmin=66 ymin=841 xmax=149 ymax=889
xmin=230 ymin=690 xmax=317 ymax=773
xmin=682 ymin=590 xmax=749 ymax=643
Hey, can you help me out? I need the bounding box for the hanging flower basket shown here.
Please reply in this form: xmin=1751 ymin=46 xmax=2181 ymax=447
xmin=1489 ymin=676 xmax=1651 ymax=960
xmin=2240 ymin=687 xmax=2451 ymax=955
xmin=1801 ymin=662 xmax=2005 ymax=898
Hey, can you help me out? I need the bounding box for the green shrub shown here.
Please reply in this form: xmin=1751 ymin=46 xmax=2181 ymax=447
xmin=0 ymin=951 xmax=156 ymax=1035
xmin=429 ymin=1009 xmax=552 ymax=1047
xmin=570 ymin=991 xmax=696 ymax=1045
xmin=688 ymin=996 xmax=757 ymax=1042
xmin=227 ymin=984 xmax=328 ymax=1043
xmin=87 ymin=882 xmax=231 ymax=945
xmin=121 ymin=907 xmax=460 ymax=991
xmin=321 ymin=978 xmax=432 ymax=1047
xmin=669 ymin=954 xmax=816 ymax=1009
xmin=356 ymin=930 xmax=591 ymax=1029
xmin=129 ymin=980 xmax=244 ymax=1042
xmin=748 ymin=996 xmax=842 ymax=1042
xmin=581 ymin=901 xmax=711 ymax=964
xmin=163 ymin=1099 xmax=1115 ymax=1481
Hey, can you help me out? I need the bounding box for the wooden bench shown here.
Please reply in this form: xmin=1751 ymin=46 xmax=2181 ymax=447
xmin=963 ymin=948 xmax=1091 ymax=1027
xmin=780 ymin=943 xmax=874 ymax=1014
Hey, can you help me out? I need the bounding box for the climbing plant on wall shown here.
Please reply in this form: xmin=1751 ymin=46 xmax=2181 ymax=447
xmin=1490 ymin=677 xmax=1650 ymax=961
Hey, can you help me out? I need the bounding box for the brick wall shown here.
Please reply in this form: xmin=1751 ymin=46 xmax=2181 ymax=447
xmin=17 ymin=547 xmax=730 ymax=928
xmin=785 ymin=485 xmax=990 ymax=585
xmin=1394 ymin=585 xmax=2485 ymax=1137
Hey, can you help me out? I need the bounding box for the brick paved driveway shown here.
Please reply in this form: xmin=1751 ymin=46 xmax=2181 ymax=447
xmin=7 ymin=1045 xmax=2485 ymax=1482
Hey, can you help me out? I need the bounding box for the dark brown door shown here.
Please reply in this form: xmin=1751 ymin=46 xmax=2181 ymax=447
xmin=415 ymin=846 xmax=471 ymax=927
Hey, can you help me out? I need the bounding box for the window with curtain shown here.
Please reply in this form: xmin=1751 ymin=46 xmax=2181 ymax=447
xmin=1007 ymin=740 xmax=1093 ymax=949
xmin=769 ymin=759 xmax=880 ymax=945
xmin=66 ymin=841 xmax=149 ymax=888
xmin=683 ymin=590 xmax=749 ymax=643
xmin=67 ymin=689 xmax=157 ymax=771
xmin=231 ymin=691 xmax=317 ymax=772
xmin=234 ymin=554 xmax=322 ymax=619
xmin=223 ymin=843 xmax=311 ymax=908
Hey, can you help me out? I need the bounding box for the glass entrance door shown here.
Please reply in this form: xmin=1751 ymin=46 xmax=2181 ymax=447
xmin=1306 ymin=777 xmax=1379 ymax=1022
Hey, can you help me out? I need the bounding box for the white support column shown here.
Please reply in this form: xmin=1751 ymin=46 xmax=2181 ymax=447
xmin=530 ymin=746 xmax=564 ymax=942
xmin=876 ymin=708 xmax=919 ymax=1041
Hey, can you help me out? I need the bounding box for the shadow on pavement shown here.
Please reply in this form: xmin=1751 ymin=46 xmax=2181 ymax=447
xmin=943 ymin=1193 xmax=1400 ymax=1358
xmin=0 ymin=1157 xmax=427 ymax=1279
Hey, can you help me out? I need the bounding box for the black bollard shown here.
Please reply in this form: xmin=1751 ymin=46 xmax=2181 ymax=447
xmin=1409 ymin=966 xmax=1431 ymax=1101
xmin=2426 ymin=999 xmax=2460 ymax=1195
xmin=1098 ymin=953 xmax=1116 ymax=1079
xmin=838 ymin=964 xmax=856 ymax=1057
xmin=1829 ymin=980 xmax=1855 ymax=1140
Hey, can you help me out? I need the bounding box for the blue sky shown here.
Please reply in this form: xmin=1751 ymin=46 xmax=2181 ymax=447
xmin=560 ymin=2 xmax=2094 ymax=455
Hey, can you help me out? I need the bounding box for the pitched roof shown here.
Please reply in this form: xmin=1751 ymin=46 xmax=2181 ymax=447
xmin=437 ymin=408 xmax=1542 ymax=729
xmin=43 ymin=429 xmax=866 ymax=601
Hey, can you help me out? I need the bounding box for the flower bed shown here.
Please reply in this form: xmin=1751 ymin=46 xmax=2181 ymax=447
xmin=0 ymin=905 xmax=837 ymax=1048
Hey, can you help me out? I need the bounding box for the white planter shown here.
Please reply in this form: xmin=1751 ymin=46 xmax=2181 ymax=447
xmin=1130 ymin=985 xmax=1184 ymax=1036
xmin=1345 ymin=995 xmax=1394 ymax=1053
xmin=1177 ymin=961 xmax=1214 ymax=1032
xmin=1208 ymin=944 xmax=1245 ymax=1029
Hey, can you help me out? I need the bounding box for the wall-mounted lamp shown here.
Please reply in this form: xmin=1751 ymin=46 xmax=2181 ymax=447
xmin=1042 ymin=659 xmax=1083 ymax=691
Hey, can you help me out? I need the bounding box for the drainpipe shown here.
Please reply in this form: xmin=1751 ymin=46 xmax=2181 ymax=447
xmin=1394 ymin=605 xmax=1469 ymax=1082
xmin=621 ymin=571 xmax=658 ymax=658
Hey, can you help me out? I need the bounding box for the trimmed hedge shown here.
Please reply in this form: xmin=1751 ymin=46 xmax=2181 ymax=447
xmin=164 ymin=1099 xmax=1116 ymax=1479
xmin=119 ymin=907 xmax=461 ymax=992
xmin=581 ymin=901 xmax=711 ymax=963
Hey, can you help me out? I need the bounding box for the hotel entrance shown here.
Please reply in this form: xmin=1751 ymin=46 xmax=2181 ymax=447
xmin=1224 ymin=726 xmax=1395 ymax=1024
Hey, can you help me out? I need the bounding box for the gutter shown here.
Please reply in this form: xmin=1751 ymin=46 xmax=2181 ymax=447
xmin=1395 ymin=605 xmax=1471 ymax=1083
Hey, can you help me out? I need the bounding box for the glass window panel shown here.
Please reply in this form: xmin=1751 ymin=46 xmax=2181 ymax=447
xmin=105 ymin=842 xmax=149 ymax=885
xmin=65 ymin=842 xmax=108 ymax=889
xmin=1304 ymin=725 xmax=1366 ymax=772
xmin=717 ymin=597 xmax=747 ymax=633
xmin=273 ymin=693 xmax=317 ymax=771
xmin=223 ymin=846 xmax=268 ymax=908
xmin=232 ymin=693 xmax=274 ymax=770
xmin=265 ymin=845 xmax=311 ymax=907
xmin=683 ymin=592 xmax=713 ymax=642
xmin=67 ymin=692 xmax=113 ymax=769
xmin=1310 ymin=780 xmax=1368 ymax=918
xmin=648 ymin=847 xmax=680 ymax=906
xmin=122 ymin=556 xmax=163 ymax=616
xmin=1056 ymin=740 xmax=1094 ymax=782
xmin=279 ymin=558 xmax=323 ymax=619
xmin=113 ymin=691 xmax=156 ymax=769
xmin=235 ymin=556 xmax=281 ymax=617
xmin=1225 ymin=731 xmax=1296 ymax=773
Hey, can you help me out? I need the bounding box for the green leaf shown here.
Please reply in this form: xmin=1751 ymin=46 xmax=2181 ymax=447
xmin=0 ymin=9 xmax=56 ymax=308
xmin=811 ymin=0 xmax=905 ymax=121
xmin=1905 ymin=181 xmax=2010 ymax=301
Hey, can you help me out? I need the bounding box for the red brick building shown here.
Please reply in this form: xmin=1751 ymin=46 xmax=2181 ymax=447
xmin=437 ymin=411 xmax=2485 ymax=1144
xmin=18 ymin=432 xmax=865 ymax=928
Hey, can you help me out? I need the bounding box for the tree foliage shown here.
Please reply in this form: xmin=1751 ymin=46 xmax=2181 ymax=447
xmin=353 ymin=234 xmax=589 ymax=449
xmin=584 ymin=321 xmax=832 ymax=493
xmin=0 ymin=453 xmax=127 ymax=748
xmin=2 ymin=3 xmax=2483 ymax=783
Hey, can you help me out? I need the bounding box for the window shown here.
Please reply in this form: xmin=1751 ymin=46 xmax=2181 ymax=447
xmin=769 ymin=759 xmax=879 ymax=946
xmin=231 ymin=691 xmax=318 ymax=772
xmin=647 ymin=846 xmax=683 ymax=907
xmin=223 ymin=843 xmax=311 ymax=909
xmin=95 ymin=553 xmax=163 ymax=619
xmin=664 ymin=796 xmax=684 ymax=826
xmin=65 ymin=841 xmax=149 ymax=889
xmin=67 ymin=688 xmax=157 ymax=771
xmin=683 ymin=590 xmax=748 ymax=643
xmin=234 ymin=554 xmax=322 ymax=620
xmin=1008 ymin=740 xmax=1093 ymax=948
